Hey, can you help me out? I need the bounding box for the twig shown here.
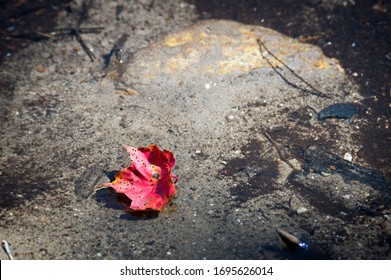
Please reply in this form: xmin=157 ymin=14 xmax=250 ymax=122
xmin=2 ymin=240 xmax=14 ymax=260
xmin=34 ymin=31 xmax=54 ymax=39
xmin=75 ymin=31 xmax=95 ymax=61
xmin=50 ymin=26 xmax=104 ymax=36
xmin=52 ymin=26 xmax=104 ymax=34
xmin=4 ymin=0 xmax=102 ymax=63
xmin=257 ymin=39 xmax=332 ymax=99
xmin=6 ymin=27 xmax=104 ymax=40
xmin=263 ymin=131 xmax=300 ymax=171
xmin=74 ymin=0 xmax=95 ymax=62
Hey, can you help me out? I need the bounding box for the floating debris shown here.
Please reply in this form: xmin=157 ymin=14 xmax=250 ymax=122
xmin=318 ymin=103 xmax=359 ymax=120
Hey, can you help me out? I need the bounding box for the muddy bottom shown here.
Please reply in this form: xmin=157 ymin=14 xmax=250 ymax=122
xmin=0 ymin=0 xmax=390 ymax=260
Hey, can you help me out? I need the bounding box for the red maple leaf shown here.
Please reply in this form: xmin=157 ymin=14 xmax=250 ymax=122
xmin=102 ymin=144 xmax=178 ymax=212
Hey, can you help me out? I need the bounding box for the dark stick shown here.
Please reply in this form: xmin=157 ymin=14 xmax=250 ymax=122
xmin=52 ymin=27 xmax=104 ymax=35
xmin=7 ymin=27 xmax=104 ymax=39
xmin=75 ymin=31 xmax=95 ymax=61
xmin=263 ymin=131 xmax=300 ymax=171
xmin=257 ymin=39 xmax=332 ymax=99
xmin=74 ymin=0 xmax=95 ymax=62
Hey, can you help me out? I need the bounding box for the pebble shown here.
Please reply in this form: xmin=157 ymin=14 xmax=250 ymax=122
xmin=339 ymin=211 xmax=348 ymax=217
xmin=343 ymin=152 xmax=353 ymax=162
xmin=296 ymin=207 xmax=308 ymax=214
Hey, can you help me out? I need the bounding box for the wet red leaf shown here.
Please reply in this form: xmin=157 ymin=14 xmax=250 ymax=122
xmin=102 ymin=144 xmax=178 ymax=212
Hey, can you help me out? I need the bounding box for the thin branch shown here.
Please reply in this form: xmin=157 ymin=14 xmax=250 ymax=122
xmin=75 ymin=31 xmax=95 ymax=61
xmin=74 ymin=0 xmax=95 ymax=62
xmin=263 ymin=130 xmax=300 ymax=171
xmin=51 ymin=26 xmax=104 ymax=35
xmin=6 ymin=27 xmax=104 ymax=39
xmin=1 ymin=0 xmax=101 ymax=62
xmin=257 ymin=39 xmax=332 ymax=99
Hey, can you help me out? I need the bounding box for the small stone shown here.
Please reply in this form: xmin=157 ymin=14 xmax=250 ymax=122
xmin=339 ymin=211 xmax=348 ymax=217
xmin=343 ymin=152 xmax=353 ymax=162
xmin=328 ymin=165 xmax=337 ymax=171
xmin=296 ymin=207 xmax=307 ymax=214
